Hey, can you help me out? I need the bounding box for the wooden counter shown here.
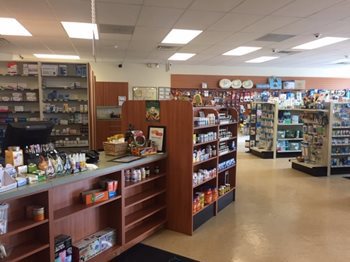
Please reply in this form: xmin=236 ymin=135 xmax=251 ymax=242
xmin=0 ymin=153 xmax=167 ymax=261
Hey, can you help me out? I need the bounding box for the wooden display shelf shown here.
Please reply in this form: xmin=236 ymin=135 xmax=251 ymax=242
xmin=218 ymin=165 xmax=236 ymax=174
xmin=125 ymin=204 xmax=166 ymax=229
xmin=193 ymin=139 xmax=217 ymax=147
xmin=0 ymin=219 xmax=48 ymax=239
xmin=193 ymin=156 xmax=217 ymax=167
xmin=0 ymin=74 xmax=37 ymax=77
xmin=219 ymin=136 xmax=237 ymax=142
xmin=192 ymin=201 xmax=215 ymax=216
xmin=125 ymin=189 xmax=166 ymax=208
xmin=193 ymin=175 xmax=216 ymax=189
xmin=125 ymin=173 xmax=166 ymax=189
xmin=3 ymin=242 xmax=49 ymax=262
xmin=218 ymin=188 xmax=235 ymax=200
xmin=125 ymin=217 xmax=166 ymax=243
xmin=219 ymin=149 xmax=236 ymax=157
xmin=193 ymin=124 xmax=218 ymax=130
xmin=54 ymin=195 xmax=121 ymax=222
xmin=88 ymin=245 xmax=122 ymax=262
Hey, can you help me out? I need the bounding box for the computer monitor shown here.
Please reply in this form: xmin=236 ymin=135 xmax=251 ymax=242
xmin=3 ymin=121 xmax=54 ymax=150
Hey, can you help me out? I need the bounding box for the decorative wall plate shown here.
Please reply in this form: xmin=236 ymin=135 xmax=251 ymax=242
xmin=219 ymin=79 xmax=232 ymax=89
xmin=231 ymin=79 xmax=242 ymax=89
xmin=242 ymin=80 xmax=254 ymax=89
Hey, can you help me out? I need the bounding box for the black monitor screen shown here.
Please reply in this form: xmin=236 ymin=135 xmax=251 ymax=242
xmin=3 ymin=121 xmax=54 ymax=150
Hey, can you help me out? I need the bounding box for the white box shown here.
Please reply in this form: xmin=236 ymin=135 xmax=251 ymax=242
xmin=28 ymin=64 xmax=38 ymax=75
xmin=41 ymin=64 xmax=58 ymax=76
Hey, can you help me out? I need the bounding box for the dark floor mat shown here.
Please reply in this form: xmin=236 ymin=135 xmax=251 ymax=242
xmin=114 ymin=243 xmax=199 ymax=262
xmin=343 ymin=176 xmax=350 ymax=180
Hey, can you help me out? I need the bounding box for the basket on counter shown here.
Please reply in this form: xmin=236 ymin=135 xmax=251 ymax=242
xmin=103 ymin=142 xmax=128 ymax=157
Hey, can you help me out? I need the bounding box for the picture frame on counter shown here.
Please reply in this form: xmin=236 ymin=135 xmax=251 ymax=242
xmin=148 ymin=126 xmax=166 ymax=152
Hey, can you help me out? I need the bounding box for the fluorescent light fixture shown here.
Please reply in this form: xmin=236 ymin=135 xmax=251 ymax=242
xmin=223 ymin=46 xmax=262 ymax=56
xmin=161 ymin=29 xmax=202 ymax=44
xmin=34 ymin=54 xmax=80 ymax=60
xmin=292 ymin=37 xmax=348 ymax=50
xmin=245 ymin=56 xmax=279 ymax=63
xmin=0 ymin=18 xmax=31 ymax=36
xmin=168 ymin=53 xmax=196 ymax=61
xmin=61 ymin=22 xmax=99 ymax=40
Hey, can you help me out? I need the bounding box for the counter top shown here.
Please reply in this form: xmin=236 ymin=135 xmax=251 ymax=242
xmin=0 ymin=153 xmax=167 ymax=201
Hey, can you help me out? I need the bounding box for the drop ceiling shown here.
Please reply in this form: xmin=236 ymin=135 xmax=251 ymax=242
xmin=1 ymin=0 xmax=350 ymax=68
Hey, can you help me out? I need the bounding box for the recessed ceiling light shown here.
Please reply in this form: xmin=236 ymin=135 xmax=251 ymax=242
xmin=168 ymin=53 xmax=196 ymax=61
xmin=161 ymin=29 xmax=202 ymax=44
xmin=223 ymin=46 xmax=262 ymax=56
xmin=34 ymin=54 xmax=80 ymax=60
xmin=0 ymin=18 xmax=31 ymax=36
xmin=245 ymin=56 xmax=279 ymax=63
xmin=61 ymin=22 xmax=99 ymax=40
xmin=292 ymin=37 xmax=348 ymax=50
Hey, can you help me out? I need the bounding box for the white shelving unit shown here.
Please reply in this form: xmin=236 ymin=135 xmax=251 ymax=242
xmin=250 ymin=102 xmax=277 ymax=159
xmin=327 ymin=102 xmax=350 ymax=176
xmin=0 ymin=61 xmax=90 ymax=153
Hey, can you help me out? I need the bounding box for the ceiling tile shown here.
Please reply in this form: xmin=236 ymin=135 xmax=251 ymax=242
xmin=48 ymin=0 xmax=91 ymax=22
xmin=96 ymin=0 xmax=143 ymax=4
xmin=4 ymin=0 xmax=55 ymax=20
xmin=21 ymin=19 xmax=67 ymax=37
xmin=273 ymin=18 xmax=331 ymax=35
xmin=96 ymin=2 xmax=141 ymax=25
xmin=99 ymin=33 xmax=132 ymax=41
xmin=174 ymin=10 xmax=225 ymax=30
xmin=208 ymin=13 xmax=263 ymax=32
xmin=273 ymin=0 xmax=344 ymax=18
xmin=136 ymin=6 xmax=184 ymax=28
xmin=37 ymin=37 xmax=74 ymax=52
xmin=131 ymin=26 xmax=169 ymax=42
xmin=232 ymin=0 xmax=294 ymax=15
xmin=189 ymin=31 xmax=232 ymax=46
xmin=128 ymin=40 xmax=157 ymax=52
xmin=308 ymin=1 xmax=350 ymax=21
xmin=144 ymin=0 xmax=193 ymax=8
xmin=96 ymin=39 xmax=130 ymax=50
xmin=241 ymin=16 xmax=299 ymax=34
xmin=190 ymin=0 xmax=243 ymax=12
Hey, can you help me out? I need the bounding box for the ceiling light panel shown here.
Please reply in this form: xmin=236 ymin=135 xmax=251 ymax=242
xmin=34 ymin=54 xmax=80 ymax=60
xmin=292 ymin=37 xmax=348 ymax=50
xmin=61 ymin=22 xmax=99 ymax=40
xmin=0 ymin=18 xmax=32 ymax=36
xmin=245 ymin=56 xmax=279 ymax=63
xmin=223 ymin=46 xmax=261 ymax=56
xmin=161 ymin=29 xmax=202 ymax=44
xmin=168 ymin=52 xmax=196 ymax=61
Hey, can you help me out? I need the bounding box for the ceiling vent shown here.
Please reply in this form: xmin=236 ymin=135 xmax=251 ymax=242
xmin=276 ymin=50 xmax=300 ymax=55
xmin=256 ymin=34 xmax=296 ymax=42
xmin=157 ymin=45 xmax=179 ymax=51
xmin=98 ymin=24 xmax=134 ymax=34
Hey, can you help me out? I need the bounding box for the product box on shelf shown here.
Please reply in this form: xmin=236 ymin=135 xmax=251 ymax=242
xmin=72 ymin=228 xmax=116 ymax=261
xmin=55 ymin=234 xmax=73 ymax=262
xmin=42 ymin=64 xmax=58 ymax=76
xmin=81 ymin=189 xmax=109 ymax=205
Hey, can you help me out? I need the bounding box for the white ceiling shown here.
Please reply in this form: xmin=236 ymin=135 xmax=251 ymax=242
xmin=1 ymin=0 xmax=350 ymax=68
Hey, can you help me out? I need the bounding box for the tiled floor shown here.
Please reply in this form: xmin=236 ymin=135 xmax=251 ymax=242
xmin=143 ymin=144 xmax=350 ymax=262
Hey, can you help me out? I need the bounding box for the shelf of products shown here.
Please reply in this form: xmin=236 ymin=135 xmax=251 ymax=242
xmin=291 ymin=107 xmax=329 ymax=176
xmin=250 ymin=102 xmax=276 ymax=158
xmin=328 ymin=102 xmax=350 ymax=175
xmin=0 ymin=61 xmax=91 ymax=153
